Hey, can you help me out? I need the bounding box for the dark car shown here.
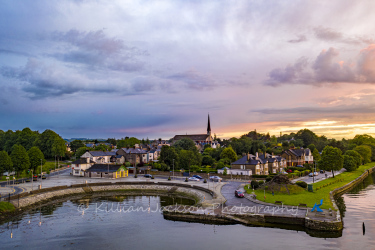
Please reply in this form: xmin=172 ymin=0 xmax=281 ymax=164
xmin=192 ymin=175 xmax=203 ymax=179
xmin=320 ymin=170 xmax=325 ymax=173
xmin=144 ymin=174 xmax=153 ymax=178
xmin=296 ymin=165 xmax=304 ymax=168
xmin=235 ymin=190 xmax=244 ymax=198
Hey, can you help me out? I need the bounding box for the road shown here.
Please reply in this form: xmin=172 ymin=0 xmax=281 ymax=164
xmin=291 ymin=168 xmax=346 ymax=184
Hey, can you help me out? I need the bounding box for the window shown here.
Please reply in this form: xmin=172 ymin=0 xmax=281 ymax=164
xmin=75 ymin=170 xmax=79 ymax=174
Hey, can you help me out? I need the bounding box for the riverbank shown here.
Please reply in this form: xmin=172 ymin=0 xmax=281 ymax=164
xmin=245 ymin=162 xmax=375 ymax=210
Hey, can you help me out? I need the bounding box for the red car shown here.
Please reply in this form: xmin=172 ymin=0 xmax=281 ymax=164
xmin=235 ymin=190 xmax=244 ymax=198
xmin=286 ymin=169 xmax=293 ymax=173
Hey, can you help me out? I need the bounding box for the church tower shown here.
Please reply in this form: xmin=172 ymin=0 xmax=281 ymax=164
xmin=207 ymin=114 xmax=212 ymax=142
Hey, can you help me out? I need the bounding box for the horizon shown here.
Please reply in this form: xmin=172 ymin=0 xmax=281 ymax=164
xmin=1 ymin=1 xmax=375 ymax=140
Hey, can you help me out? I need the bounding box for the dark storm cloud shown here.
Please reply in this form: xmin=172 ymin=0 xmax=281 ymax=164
xmin=265 ymin=45 xmax=375 ymax=86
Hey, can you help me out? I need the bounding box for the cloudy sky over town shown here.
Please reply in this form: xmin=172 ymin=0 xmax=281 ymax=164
xmin=1 ymin=0 xmax=375 ymax=139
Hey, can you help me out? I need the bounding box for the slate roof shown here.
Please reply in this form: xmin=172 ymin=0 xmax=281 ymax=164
xmin=86 ymin=164 xmax=124 ymax=173
xmin=232 ymin=156 xmax=260 ymax=165
xmin=120 ymin=148 xmax=147 ymax=154
xmin=88 ymin=151 xmax=114 ymax=157
xmin=173 ymin=134 xmax=209 ymax=141
xmin=72 ymin=158 xmax=95 ymax=164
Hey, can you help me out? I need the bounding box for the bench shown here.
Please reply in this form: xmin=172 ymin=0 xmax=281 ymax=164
xmin=298 ymin=203 xmax=307 ymax=207
xmin=275 ymin=201 xmax=283 ymax=205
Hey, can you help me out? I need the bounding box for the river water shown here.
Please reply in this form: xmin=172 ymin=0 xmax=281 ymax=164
xmin=1 ymin=173 xmax=374 ymax=250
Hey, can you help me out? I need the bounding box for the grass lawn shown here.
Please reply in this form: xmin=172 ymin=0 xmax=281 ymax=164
xmin=0 ymin=201 xmax=15 ymax=213
xmin=245 ymin=162 xmax=375 ymax=210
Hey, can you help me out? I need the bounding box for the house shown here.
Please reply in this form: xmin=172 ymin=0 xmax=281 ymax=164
xmin=116 ymin=147 xmax=148 ymax=165
xmin=71 ymin=158 xmax=95 ymax=176
xmin=281 ymin=148 xmax=313 ymax=166
xmin=80 ymin=151 xmax=116 ymax=163
xmin=85 ymin=164 xmax=128 ymax=178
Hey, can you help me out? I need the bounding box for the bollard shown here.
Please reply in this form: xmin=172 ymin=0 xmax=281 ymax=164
xmin=8 ymin=193 xmax=10 ymax=203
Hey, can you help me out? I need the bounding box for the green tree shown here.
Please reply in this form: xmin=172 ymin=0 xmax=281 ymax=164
xmin=17 ymin=127 xmax=38 ymax=151
xmin=344 ymin=150 xmax=362 ymax=167
xmin=178 ymin=150 xmax=196 ymax=170
xmin=117 ymin=137 xmax=140 ymax=148
xmin=223 ymin=168 xmax=227 ymax=175
xmin=220 ymin=146 xmax=237 ymax=162
xmin=353 ymin=145 xmax=372 ymax=164
xmin=352 ymin=134 xmax=375 ymax=146
xmin=70 ymin=140 xmax=85 ymax=152
xmin=0 ymin=150 xmax=13 ymax=175
xmin=28 ymin=146 xmax=46 ymax=173
xmin=295 ymin=129 xmax=318 ymax=147
xmin=10 ymin=144 xmax=30 ymax=176
xmin=307 ymin=144 xmax=316 ymax=152
xmin=160 ymin=145 xmax=179 ymax=169
xmin=202 ymin=155 xmax=215 ymax=166
xmin=343 ymin=155 xmax=357 ymax=172
xmin=94 ymin=144 xmax=109 ymax=151
xmin=173 ymin=138 xmax=196 ymax=151
xmin=282 ymin=141 xmax=289 ymax=150
xmin=35 ymin=129 xmax=66 ymax=158
xmin=318 ymin=146 xmax=343 ymax=178
xmin=312 ymin=148 xmax=321 ymax=162
xmin=76 ymin=147 xmax=90 ymax=158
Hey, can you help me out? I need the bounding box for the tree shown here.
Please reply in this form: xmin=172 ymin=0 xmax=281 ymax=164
xmin=0 ymin=150 xmax=13 ymax=175
xmin=312 ymin=148 xmax=321 ymax=162
xmin=344 ymin=150 xmax=362 ymax=167
xmin=307 ymin=144 xmax=316 ymax=152
xmin=28 ymin=146 xmax=46 ymax=173
xmin=220 ymin=146 xmax=237 ymax=163
xmin=160 ymin=145 xmax=179 ymax=169
xmin=17 ymin=127 xmax=38 ymax=151
xmin=178 ymin=150 xmax=196 ymax=170
xmin=94 ymin=144 xmax=109 ymax=151
xmin=70 ymin=140 xmax=85 ymax=152
xmin=10 ymin=144 xmax=30 ymax=176
xmin=223 ymin=168 xmax=227 ymax=175
xmin=282 ymin=141 xmax=289 ymax=150
xmin=353 ymin=145 xmax=372 ymax=164
xmin=117 ymin=137 xmax=140 ymax=148
xmin=352 ymin=134 xmax=375 ymax=146
xmin=76 ymin=147 xmax=90 ymax=158
xmin=318 ymin=146 xmax=343 ymax=178
xmin=35 ymin=129 xmax=66 ymax=158
xmin=202 ymin=155 xmax=215 ymax=166
xmin=295 ymin=129 xmax=318 ymax=147
xmin=173 ymin=138 xmax=196 ymax=151
xmin=343 ymin=155 xmax=357 ymax=172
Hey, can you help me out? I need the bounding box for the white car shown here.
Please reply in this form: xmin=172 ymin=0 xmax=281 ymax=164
xmin=188 ymin=177 xmax=200 ymax=181
xmin=309 ymin=172 xmax=319 ymax=177
xmin=209 ymin=176 xmax=222 ymax=182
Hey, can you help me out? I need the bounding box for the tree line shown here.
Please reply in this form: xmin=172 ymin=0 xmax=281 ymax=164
xmin=0 ymin=128 xmax=66 ymax=176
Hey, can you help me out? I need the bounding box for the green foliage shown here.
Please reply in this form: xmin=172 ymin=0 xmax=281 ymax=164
xmin=265 ymin=176 xmax=272 ymax=182
xmin=220 ymin=146 xmax=237 ymax=162
xmin=352 ymin=134 xmax=375 ymax=146
xmin=173 ymin=138 xmax=196 ymax=151
xmin=125 ymin=161 xmax=131 ymax=167
xmin=70 ymin=140 xmax=85 ymax=152
xmin=353 ymin=145 xmax=372 ymax=164
xmin=117 ymin=137 xmax=140 ymax=148
xmin=250 ymin=180 xmax=259 ymax=189
xmin=0 ymin=201 xmax=15 ymax=212
xmin=28 ymin=146 xmax=45 ymax=172
xmin=160 ymin=145 xmax=179 ymax=169
xmin=190 ymin=165 xmax=200 ymax=172
xmin=318 ymin=146 xmax=343 ymax=175
xmin=344 ymin=150 xmax=362 ymax=167
xmin=223 ymin=168 xmax=227 ymax=175
xmin=296 ymin=181 xmax=308 ymax=189
xmin=17 ymin=127 xmax=38 ymax=151
xmin=94 ymin=144 xmax=110 ymax=151
xmin=202 ymin=154 xmax=214 ymax=166
xmin=35 ymin=129 xmax=66 ymax=158
xmin=10 ymin=144 xmax=30 ymax=175
xmin=312 ymin=148 xmax=321 ymax=161
xmin=0 ymin=150 xmax=13 ymax=173
xmin=307 ymin=144 xmax=316 ymax=152
xmin=295 ymin=129 xmax=318 ymax=147
xmin=258 ymin=180 xmax=264 ymax=185
xmin=343 ymin=155 xmax=358 ymax=172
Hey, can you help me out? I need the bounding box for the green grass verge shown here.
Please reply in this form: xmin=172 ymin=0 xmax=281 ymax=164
xmin=0 ymin=201 xmax=15 ymax=213
xmin=245 ymin=162 xmax=375 ymax=210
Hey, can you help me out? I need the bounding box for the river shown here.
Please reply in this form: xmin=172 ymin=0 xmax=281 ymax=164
xmin=1 ymin=172 xmax=374 ymax=250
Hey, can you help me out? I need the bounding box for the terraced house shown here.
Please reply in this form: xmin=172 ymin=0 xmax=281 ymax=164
xmin=281 ymin=148 xmax=313 ymax=167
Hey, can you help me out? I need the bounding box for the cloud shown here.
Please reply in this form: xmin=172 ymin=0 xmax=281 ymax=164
xmin=51 ymin=29 xmax=148 ymax=72
xmin=288 ymin=35 xmax=307 ymax=43
xmin=167 ymin=69 xmax=216 ymax=90
xmin=313 ymin=26 xmax=374 ymax=45
xmin=265 ymin=45 xmax=375 ymax=86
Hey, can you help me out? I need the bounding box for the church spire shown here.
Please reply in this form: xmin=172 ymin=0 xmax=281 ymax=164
xmin=207 ymin=113 xmax=211 ymax=135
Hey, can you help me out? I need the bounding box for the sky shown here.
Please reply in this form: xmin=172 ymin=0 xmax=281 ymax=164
xmin=1 ymin=0 xmax=375 ymax=140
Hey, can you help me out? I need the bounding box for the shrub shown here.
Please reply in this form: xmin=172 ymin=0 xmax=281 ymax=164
xmin=265 ymin=177 xmax=272 ymax=182
xmin=185 ymin=177 xmax=188 ymax=182
xmin=259 ymin=180 xmax=264 ymax=185
xmin=251 ymin=180 xmax=259 ymax=189
xmin=296 ymin=181 xmax=308 ymax=189
xmin=203 ymin=179 xmax=207 ymax=183
xmin=168 ymin=176 xmax=171 ymax=181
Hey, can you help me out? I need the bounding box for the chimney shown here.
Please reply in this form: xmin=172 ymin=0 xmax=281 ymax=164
xmin=256 ymin=152 xmax=258 ymax=158
xmin=272 ymin=152 xmax=274 ymax=158
xmin=247 ymin=153 xmax=250 ymax=161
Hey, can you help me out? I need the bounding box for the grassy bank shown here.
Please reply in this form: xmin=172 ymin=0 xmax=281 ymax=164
xmin=0 ymin=202 xmax=15 ymax=213
xmin=245 ymin=162 xmax=375 ymax=210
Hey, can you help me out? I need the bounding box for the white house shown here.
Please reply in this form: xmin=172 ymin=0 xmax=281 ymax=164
xmin=81 ymin=151 xmax=116 ymax=163
xmin=71 ymin=158 xmax=95 ymax=176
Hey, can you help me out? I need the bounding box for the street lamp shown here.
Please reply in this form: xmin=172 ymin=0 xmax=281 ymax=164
xmin=40 ymin=159 xmax=43 ymax=189
xmin=172 ymin=159 xmax=174 ymax=181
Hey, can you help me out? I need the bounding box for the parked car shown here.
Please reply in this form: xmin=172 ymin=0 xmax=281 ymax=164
xmin=235 ymin=190 xmax=244 ymax=198
xmin=320 ymin=170 xmax=325 ymax=173
xmin=209 ymin=176 xmax=222 ymax=182
xmin=144 ymin=174 xmax=153 ymax=178
xmin=192 ymin=175 xmax=203 ymax=179
xmin=309 ymin=172 xmax=319 ymax=177
xmin=296 ymin=165 xmax=304 ymax=168
xmin=188 ymin=177 xmax=200 ymax=181
xmin=286 ymin=169 xmax=293 ymax=173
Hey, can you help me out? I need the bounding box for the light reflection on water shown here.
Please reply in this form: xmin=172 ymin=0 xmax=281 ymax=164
xmin=0 ymin=173 xmax=374 ymax=250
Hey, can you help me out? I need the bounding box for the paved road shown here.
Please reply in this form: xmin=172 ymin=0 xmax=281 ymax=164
xmin=291 ymin=168 xmax=346 ymax=184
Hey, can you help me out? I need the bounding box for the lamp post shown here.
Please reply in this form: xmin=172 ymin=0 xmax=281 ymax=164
xmin=172 ymin=159 xmax=174 ymax=181
xmin=31 ymin=170 xmax=33 ymax=191
xmin=208 ymin=172 xmax=210 ymax=190
xmin=40 ymin=159 xmax=43 ymax=189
